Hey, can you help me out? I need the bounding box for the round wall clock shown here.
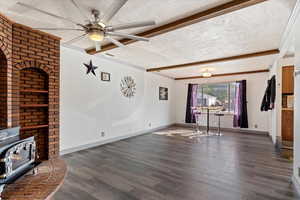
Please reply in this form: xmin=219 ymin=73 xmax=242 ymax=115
xmin=120 ymin=76 xmax=136 ymax=98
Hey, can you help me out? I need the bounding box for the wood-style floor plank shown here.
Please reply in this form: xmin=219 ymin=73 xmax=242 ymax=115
xmin=53 ymin=126 xmax=300 ymax=200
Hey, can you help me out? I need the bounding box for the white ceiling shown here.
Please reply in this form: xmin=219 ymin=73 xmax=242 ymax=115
xmin=0 ymin=0 xmax=296 ymax=78
xmin=159 ymin=54 xmax=278 ymax=78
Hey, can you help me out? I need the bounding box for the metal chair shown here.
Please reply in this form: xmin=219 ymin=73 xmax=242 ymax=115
xmin=191 ymin=107 xmax=204 ymax=136
xmin=195 ymin=112 xmax=202 ymax=133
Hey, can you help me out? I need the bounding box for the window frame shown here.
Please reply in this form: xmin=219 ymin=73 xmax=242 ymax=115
xmin=196 ymin=82 xmax=236 ymax=114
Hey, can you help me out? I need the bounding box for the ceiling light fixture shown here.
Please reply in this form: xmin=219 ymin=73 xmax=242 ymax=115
xmin=202 ymin=69 xmax=212 ymax=78
xmin=88 ymin=30 xmax=104 ymax=42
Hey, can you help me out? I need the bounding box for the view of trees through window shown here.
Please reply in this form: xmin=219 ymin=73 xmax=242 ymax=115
xmin=196 ymin=82 xmax=236 ymax=112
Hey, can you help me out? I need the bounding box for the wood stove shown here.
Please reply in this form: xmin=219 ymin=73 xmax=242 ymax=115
xmin=0 ymin=127 xmax=36 ymax=192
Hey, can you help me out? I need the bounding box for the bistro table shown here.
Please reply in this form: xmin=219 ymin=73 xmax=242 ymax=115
xmin=195 ymin=106 xmax=223 ymax=137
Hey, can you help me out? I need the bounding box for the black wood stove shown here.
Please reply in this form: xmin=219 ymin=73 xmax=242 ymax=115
xmin=0 ymin=127 xmax=36 ymax=197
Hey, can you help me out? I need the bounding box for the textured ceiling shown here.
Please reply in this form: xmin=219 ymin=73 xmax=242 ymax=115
xmin=0 ymin=0 xmax=296 ymax=78
xmin=159 ymin=54 xmax=277 ymax=79
xmin=0 ymin=0 xmax=230 ymax=45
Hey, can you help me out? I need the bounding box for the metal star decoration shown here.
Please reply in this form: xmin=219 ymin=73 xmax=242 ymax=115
xmin=84 ymin=60 xmax=98 ymax=76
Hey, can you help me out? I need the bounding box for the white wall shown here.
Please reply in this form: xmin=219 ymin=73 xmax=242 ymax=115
xmin=268 ymin=59 xmax=279 ymax=142
xmin=60 ymin=47 xmax=176 ymax=152
xmin=274 ymin=0 xmax=300 ymax=191
xmin=269 ymin=57 xmax=295 ymax=143
xmin=293 ymin=9 xmax=300 ymax=191
xmin=175 ymin=73 xmax=270 ymax=132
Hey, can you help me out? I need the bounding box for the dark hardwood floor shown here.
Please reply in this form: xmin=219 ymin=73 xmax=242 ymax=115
xmin=53 ymin=126 xmax=300 ymax=200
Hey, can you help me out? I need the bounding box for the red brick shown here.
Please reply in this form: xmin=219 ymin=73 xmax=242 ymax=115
xmin=0 ymin=14 xmax=60 ymax=160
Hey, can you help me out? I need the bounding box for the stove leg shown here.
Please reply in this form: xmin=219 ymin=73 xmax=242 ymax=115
xmin=0 ymin=184 xmax=5 ymax=200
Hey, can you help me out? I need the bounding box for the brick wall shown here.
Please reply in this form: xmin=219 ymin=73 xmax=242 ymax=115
xmin=0 ymin=51 xmax=7 ymax=128
xmin=0 ymin=14 xmax=12 ymax=129
xmin=0 ymin=12 xmax=60 ymax=160
xmin=12 ymin=23 xmax=60 ymax=160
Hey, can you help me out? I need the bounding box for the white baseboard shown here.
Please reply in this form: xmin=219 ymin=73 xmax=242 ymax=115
xmin=60 ymin=123 xmax=175 ymax=155
xmin=174 ymin=123 xmax=269 ymax=135
xmin=292 ymin=176 xmax=300 ymax=195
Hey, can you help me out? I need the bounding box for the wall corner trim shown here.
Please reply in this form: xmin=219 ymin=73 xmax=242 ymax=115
xmin=292 ymin=176 xmax=300 ymax=195
xmin=279 ymin=0 xmax=300 ymax=57
xmin=60 ymin=123 xmax=176 ymax=155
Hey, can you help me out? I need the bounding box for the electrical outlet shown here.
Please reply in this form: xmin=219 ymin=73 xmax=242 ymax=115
xmin=101 ymin=132 xmax=105 ymax=137
xmin=149 ymin=123 xmax=152 ymax=127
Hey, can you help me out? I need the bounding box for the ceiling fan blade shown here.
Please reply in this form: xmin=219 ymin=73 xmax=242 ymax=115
xmin=106 ymin=32 xmax=149 ymax=42
xmin=17 ymin=2 xmax=86 ymax=28
xmin=103 ymin=0 xmax=128 ymax=22
xmin=95 ymin=42 xmax=101 ymax=51
xmin=110 ymin=21 xmax=156 ymax=31
xmin=106 ymin=37 xmax=125 ymax=48
xmin=69 ymin=0 xmax=91 ymax=22
xmin=63 ymin=33 xmax=87 ymax=45
xmin=34 ymin=28 xmax=85 ymax=31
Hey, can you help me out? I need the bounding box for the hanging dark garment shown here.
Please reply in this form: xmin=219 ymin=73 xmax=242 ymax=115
xmin=233 ymin=80 xmax=248 ymax=128
xmin=185 ymin=84 xmax=198 ymax=123
xmin=261 ymin=75 xmax=276 ymax=111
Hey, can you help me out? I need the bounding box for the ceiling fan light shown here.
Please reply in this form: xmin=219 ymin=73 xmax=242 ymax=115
xmin=89 ymin=31 xmax=104 ymax=42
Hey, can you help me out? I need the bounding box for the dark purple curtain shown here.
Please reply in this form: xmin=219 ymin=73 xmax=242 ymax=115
xmin=185 ymin=84 xmax=198 ymax=123
xmin=233 ymin=80 xmax=248 ymax=128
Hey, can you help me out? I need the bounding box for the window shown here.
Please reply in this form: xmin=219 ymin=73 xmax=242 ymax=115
xmin=196 ymin=82 xmax=236 ymax=112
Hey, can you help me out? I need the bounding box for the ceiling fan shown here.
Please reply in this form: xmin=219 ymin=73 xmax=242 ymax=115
xmin=17 ymin=0 xmax=156 ymax=52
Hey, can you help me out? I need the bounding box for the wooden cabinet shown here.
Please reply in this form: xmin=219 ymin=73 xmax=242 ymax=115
xmin=282 ymin=66 xmax=294 ymax=94
xmin=281 ymin=66 xmax=294 ymax=143
xmin=282 ymin=110 xmax=294 ymax=141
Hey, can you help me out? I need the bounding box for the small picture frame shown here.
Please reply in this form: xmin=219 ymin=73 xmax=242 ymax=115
xmin=159 ymin=87 xmax=168 ymax=100
xmin=101 ymin=72 xmax=110 ymax=82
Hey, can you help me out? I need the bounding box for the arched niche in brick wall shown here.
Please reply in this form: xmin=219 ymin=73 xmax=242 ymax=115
xmin=13 ymin=59 xmax=58 ymax=160
xmin=0 ymin=49 xmax=7 ymax=129
xmin=16 ymin=63 xmax=50 ymax=161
